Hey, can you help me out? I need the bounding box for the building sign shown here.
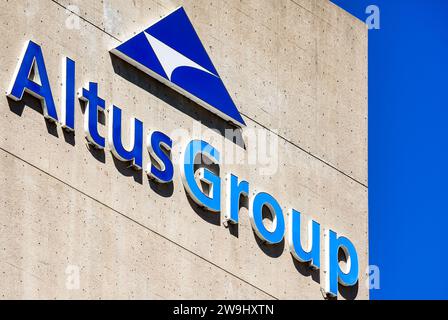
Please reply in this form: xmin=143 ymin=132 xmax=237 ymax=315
xmin=111 ymin=7 xmax=246 ymax=128
xmin=5 ymin=7 xmax=359 ymax=298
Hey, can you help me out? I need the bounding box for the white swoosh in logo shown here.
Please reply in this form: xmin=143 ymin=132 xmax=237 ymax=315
xmin=144 ymin=32 xmax=217 ymax=81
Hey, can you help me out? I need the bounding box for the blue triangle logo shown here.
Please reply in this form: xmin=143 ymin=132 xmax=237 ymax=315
xmin=111 ymin=7 xmax=246 ymax=127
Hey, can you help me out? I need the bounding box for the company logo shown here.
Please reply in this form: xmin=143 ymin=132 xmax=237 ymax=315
xmin=5 ymin=8 xmax=360 ymax=298
xmin=111 ymin=7 xmax=246 ymax=127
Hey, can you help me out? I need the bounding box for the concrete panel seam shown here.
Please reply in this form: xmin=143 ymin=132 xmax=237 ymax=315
xmin=289 ymin=0 xmax=332 ymax=26
xmin=50 ymin=0 xmax=121 ymax=42
xmin=241 ymin=114 xmax=368 ymax=188
xmin=0 ymin=146 xmax=279 ymax=300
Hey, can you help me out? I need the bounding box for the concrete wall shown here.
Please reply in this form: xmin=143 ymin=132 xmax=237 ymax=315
xmin=0 ymin=0 xmax=368 ymax=299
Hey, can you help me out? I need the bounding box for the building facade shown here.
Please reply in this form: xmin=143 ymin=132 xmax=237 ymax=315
xmin=0 ymin=0 xmax=368 ymax=299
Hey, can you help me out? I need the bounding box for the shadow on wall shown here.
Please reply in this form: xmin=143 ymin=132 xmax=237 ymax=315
xmin=183 ymin=153 xmax=222 ymax=226
xmin=252 ymin=205 xmax=285 ymax=258
xmin=7 ymin=92 xmax=80 ymax=147
xmin=253 ymin=231 xmax=285 ymax=259
xmin=149 ymin=178 xmax=174 ymax=198
xmin=184 ymin=190 xmax=221 ymax=226
xmin=78 ymin=99 xmax=106 ymax=163
xmin=337 ymin=247 xmax=359 ymax=300
xmin=109 ymin=53 xmax=246 ymax=150
xmin=225 ymin=192 xmax=250 ymax=238
xmin=290 ymin=247 xmax=359 ymax=300
xmin=339 ymin=282 xmax=359 ymax=300
xmin=292 ymin=257 xmax=321 ymax=285
xmin=112 ymin=156 xmax=143 ymax=184
xmin=7 ymin=93 xmax=60 ymax=139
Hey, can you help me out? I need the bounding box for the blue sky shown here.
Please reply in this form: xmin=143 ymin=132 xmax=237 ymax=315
xmin=330 ymin=0 xmax=448 ymax=299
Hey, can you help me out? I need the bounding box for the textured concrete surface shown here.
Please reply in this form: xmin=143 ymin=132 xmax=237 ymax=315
xmin=0 ymin=0 xmax=368 ymax=299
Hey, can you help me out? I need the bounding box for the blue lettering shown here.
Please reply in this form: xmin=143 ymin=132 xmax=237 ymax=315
xmin=181 ymin=140 xmax=221 ymax=212
xmin=288 ymin=209 xmax=320 ymax=268
xmin=79 ymin=82 xmax=106 ymax=148
xmin=249 ymin=192 xmax=285 ymax=244
xmin=61 ymin=57 xmax=76 ymax=131
xmin=146 ymin=130 xmax=174 ymax=183
xmin=225 ymin=173 xmax=249 ymax=224
xmin=5 ymin=40 xmax=362 ymax=298
xmin=7 ymin=40 xmax=58 ymax=121
xmin=325 ymin=229 xmax=359 ymax=297
xmin=108 ymin=105 xmax=143 ymax=169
